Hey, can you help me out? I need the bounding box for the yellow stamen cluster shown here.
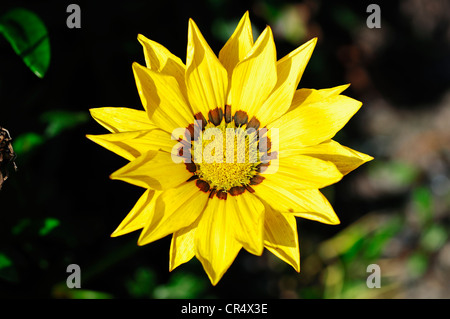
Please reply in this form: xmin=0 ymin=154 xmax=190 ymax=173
xmin=193 ymin=122 xmax=259 ymax=191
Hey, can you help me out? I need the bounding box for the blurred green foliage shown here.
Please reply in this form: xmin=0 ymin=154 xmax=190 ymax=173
xmin=368 ymin=160 xmax=420 ymax=192
xmin=125 ymin=267 xmax=208 ymax=299
xmin=41 ymin=111 xmax=89 ymax=138
xmin=0 ymin=252 xmax=17 ymax=283
xmin=38 ymin=217 xmax=60 ymax=236
xmin=12 ymin=132 xmax=44 ymax=155
xmin=13 ymin=110 xmax=89 ymax=156
xmin=0 ymin=8 xmax=50 ymax=78
xmin=0 ymin=253 xmax=12 ymax=269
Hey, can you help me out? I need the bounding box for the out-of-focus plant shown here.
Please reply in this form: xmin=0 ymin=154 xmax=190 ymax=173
xmin=317 ymin=213 xmax=403 ymax=298
xmin=0 ymin=8 xmax=89 ymax=289
xmin=12 ymin=110 xmax=90 ymax=157
xmin=0 ymin=7 xmax=52 ymax=189
xmin=0 ymin=8 xmax=50 ymax=78
xmin=0 ymin=8 xmax=88 ymax=157
xmin=125 ymin=267 xmax=208 ymax=299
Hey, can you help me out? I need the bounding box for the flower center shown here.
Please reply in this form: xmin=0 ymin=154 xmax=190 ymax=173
xmin=182 ymin=106 xmax=271 ymax=199
xmin=194 ymin=121 xmax=259 ymax=191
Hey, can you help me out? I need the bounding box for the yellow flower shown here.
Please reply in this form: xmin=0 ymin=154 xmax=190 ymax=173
xmin=87 ymin=12 xmax=372 ymax=285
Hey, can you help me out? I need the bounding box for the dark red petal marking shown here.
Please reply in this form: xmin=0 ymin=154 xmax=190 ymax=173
xmin=224 ymin=104 xmax=232 ymax=123
xmin=258 ymin=136 xmax=271 ymax=152
xmin=249 ymin=175 xmax=265 ymax=185
xmin=209 ymin=189 xmax=217 ymax=199
xmin=257 ymin=164 xmax=270 ymax=174
xmin=185 ymin=124 xmax=195 ymax=142
xmin=234 ymin=110 xmax=248 ymax=126
xmin=244 ymin=184 xmax=255 ymax=193
xmin=178 ymin=146 xmax=191 ymax=158
xmin=185 ymin=162 xmax=197 ymax=173
xmin=261 ymin=151 xmax=278 ymax=161
xmin=246 ymin=117 xmax=260 ymax=130
xmin=187 ymin=175 xmax=199 ymax=182
xmin=196 ymin=179 xmax=210 ymax=192
xmin=216 ymin=190 xmax=228 ymax=200
xmin=229 ymin=186 xmax=246 ymax=196
xmin=208 ymin=107 xmax=223 ymax=126
xmin=194 ymin=112 xmax=207 ymax=130
xmin=178 ymin=138 xmax=191 ymax=148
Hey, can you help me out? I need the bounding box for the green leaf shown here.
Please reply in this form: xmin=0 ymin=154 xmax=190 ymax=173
xmin=412 ymin=186 xmax=433 ymax=226
xmin=40 ymin=110 xmax=89 ymax=138
xmin=69 ymin=290 xmax=113 ymax=299
xmin=368 ymin=160 xmax=419 ymax=192
xmin=53 ymin=285 xmax=113 ymax=299
xmin=39 ymin=217 xmax=60 ymax=236
xmin=407 ymin=252 xmax=428 ymax=279
xmin=12 ymin=132 xmax=45 ymax=156
xmin=0 ymin=253 xmax=12 ymax=269
xmin=341 ymin=236 xmax=365 ymax=263
xmin=363 ymin=216 xmax=402 ymax=260
xmin=126 ymin=267 xmax=156 ymax=298
xmin=0 ymin=252 xmax=18 ymax=282
xmin=11 ymin=218 xmax=31 ymax=235
xmin=153 ymin=272 xmax=207 ymax=299
xmin=421 ymin=224 xmax=448 ymax=252
xmin=332 ymin=5 xmax=362 ymax=32
xmin=12 ymin=111 xmax=89 ymax=156
xmin=0 ymin=8 xmax=50 ymax=78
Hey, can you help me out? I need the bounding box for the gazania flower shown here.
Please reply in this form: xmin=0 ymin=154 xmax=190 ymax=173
xmin=87 ymin=12 xmax=372 ymax=285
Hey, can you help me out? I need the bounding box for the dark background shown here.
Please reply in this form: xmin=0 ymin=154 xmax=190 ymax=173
xmin=0 ymin=0 xmax=449 ymax=298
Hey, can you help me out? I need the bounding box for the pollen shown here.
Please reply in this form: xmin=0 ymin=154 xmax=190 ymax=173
xmin=191 ymin=113 xmax=261 ymax=193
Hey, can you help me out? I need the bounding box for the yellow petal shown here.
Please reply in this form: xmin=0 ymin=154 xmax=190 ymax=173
xmin=89 ymin=107 xmax=156 ymax=133
xmin=111 ymin=189 xmax=158 ymax=237
xmin=263 ymin=154 xmax=343 ymax=189
xmin=263 ymin=204 xmax=300 ymax=272
xmin=186 ymin=19 xmax=228 ymax=118
xmin=294 ymin=139 xmax=374 ymax=175
xmin=86 ymin=129 xmax=177 ymax=161
xmin=195 ymin=197 xmax=242 ymax=285
xmin=269 ymin=94 xmax=362 ymax=148
xmin=87 ymin=131 xmax=141 ymax=161
xmin=254 ymin=182 xmax=340 ymax=224
xmin=137 ymin=34 xmax=187 ymax=97
xmin=258 ymin=38 xmax=317 ymax=126
xmin=229 ymin=192 xmax=265 ymax=256
xmin=138 ymin=34 xmax=188 ymax=102
xmin=218 ymin=11 xmax=253 ymax=103
xmin=169 ymin=220 xmax=198 ymax=271
xmin=230 ymin=26 xmax=277 ymax=121
xmin=138 ymin=181 xmax=209 ymax=246
xmin=110 ymin=150 xmax=191 ymax=190
xmin=133 ymin=62 xmax=193 ymax=133
xmin=291 ymin=189 xmax=339 ymax=224
xmin=287 ymin=84 xmax=350 ymax=113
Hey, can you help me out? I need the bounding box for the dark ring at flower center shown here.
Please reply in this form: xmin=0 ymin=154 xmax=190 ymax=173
xmin=180 ymin=105 xmax=275 ymax=200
